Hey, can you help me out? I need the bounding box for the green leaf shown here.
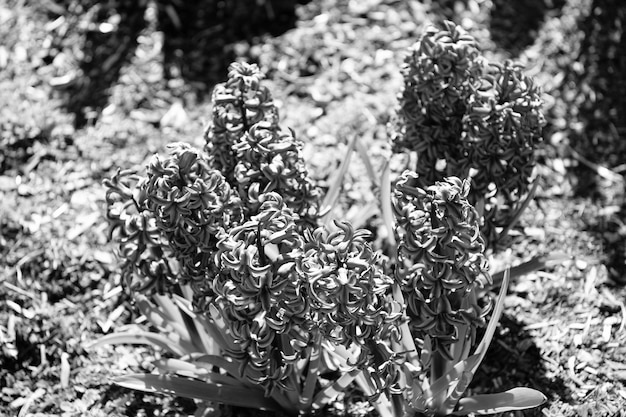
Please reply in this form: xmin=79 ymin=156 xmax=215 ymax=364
xmin=499 ymin=179 xmax=539 ymax=239
xmin=380 ymin=158 xmax=396 ymax=248
xmin=319 ymin=134 xmax=357 ymax=223
xmin=453 ymin=387 xmax=547 ymax=415
xmin=186 ymin=353 xmax=241 ymax=377
xmin=355 ymin=139 xmax=378 ymax=186
xmin=491 ymin=252 xmax=571 ymax=288
xmin=431 ymin=270 xmax=511 ymax=414
xmin=134 ymin=295 xmax=197 ymax=354
xmin=151 ymin=358 xmax=244 ymax=386
xmin=169 ymin=292 xmax=220 ymax=354
xmin=312 ymin=368 xmax=360 ymax=409
xmin=112 ymin=374 xmax=279 ymax=411
xmin=207 ymin=304 xmax=242 ymax=352
xmin=86 ymin=331 xmax=189 ymax=356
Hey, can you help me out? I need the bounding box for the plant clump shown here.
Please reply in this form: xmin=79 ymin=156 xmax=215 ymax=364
xmin=100 ymin=59 xmax=547 ymax=417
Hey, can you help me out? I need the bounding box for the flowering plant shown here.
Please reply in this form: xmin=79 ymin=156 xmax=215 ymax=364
xmin=382 ymin=172 xmax=545 ymax=416
xmin=390 ymin=21 xmax=545 ymax=247
xmin=92 ymin=62 xmax=549 ymax=416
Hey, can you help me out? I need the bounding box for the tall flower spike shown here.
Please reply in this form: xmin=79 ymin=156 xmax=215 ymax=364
xmin=300 ymin=221 xmax=405 ymax=398
xmin=209 ymin=192 xmax=311 ymax=394
xmin=205 ymin=62 xmax=321 ymax=225
xmin=234 ymin=122 xmax=320 ymax=225
xmin=390 ymin=20 xmax=482 ymax=185
xmin=390 ymin=21 xmax=544 ymax=249
xmin=301 ymin=221 xmax=400 ymax=346
xmin=205 ymin=62 xmax=278 ymax=184
xmin=104 ymin=169 xmax=177 ymax=294
xmin=462 ymin=61 xmax=545 ymax=243
xmin=393 ymin=171 xmax=491 ymax=359
xmin=144 ymin=143 xmax=243 ymax=290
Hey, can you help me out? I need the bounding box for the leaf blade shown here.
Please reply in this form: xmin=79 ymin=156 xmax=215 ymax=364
xmin=319 ymin=134 xmax=357 ymax=223
xmin=453 ymin=387 xmax=547 ymax=415
xmin=86 ymin=331 xmax=188 ymax=356
xmin=112 ymin=374 xmax=279 ymax=411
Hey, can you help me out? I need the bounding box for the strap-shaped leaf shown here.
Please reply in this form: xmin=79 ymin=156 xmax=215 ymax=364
xmin=319 ymin=133 xmax=357 ymax=223
xmin=499 ymin=179 xmax=539 ymax=239
xmin=491 ymin=252 xmax=571 ymax=289
xmin=453 ymin=387 xmax=547 ymax=415
xmin=355 ymin=136 xmax=378 ymax=186
xmin=134 ymin=295 xmax=197 ymax=354
xmin=312 ymin=367 xmax=360 ymax=409
xmin=185 ymin=353 xmax=240 ymax=376
xmin=168 ymin=293 xmax=219 ymax=354
xmin=429 ymin=270 xmax=510 ymax=414
xmin=151 ymin=358 xmax=244 ymax=387
xmin=300 ymin=336 xmax=322 ymax=411
xmin=86 ymin=331 xmax=188 ymax=356
xmin=380 ymin=158 xmax=396 ymax=248
xmin=112 ymin=374 xmax=279 ymax=411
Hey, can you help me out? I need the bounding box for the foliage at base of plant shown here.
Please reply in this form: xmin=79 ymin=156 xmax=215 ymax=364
xmin=95 ymin=61 xmax=548 ymax=416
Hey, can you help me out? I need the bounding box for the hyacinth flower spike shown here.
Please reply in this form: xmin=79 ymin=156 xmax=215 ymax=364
xmin=391 ymin=171 xmax=546 ymax=416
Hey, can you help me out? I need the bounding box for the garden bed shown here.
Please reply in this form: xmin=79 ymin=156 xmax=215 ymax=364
xmin=1 ymin=0 xmax=625 ymax=416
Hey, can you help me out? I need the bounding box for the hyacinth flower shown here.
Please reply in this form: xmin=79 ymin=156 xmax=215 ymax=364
xmin=204 ymin=61 xmax=278 ymax=183
xmin=390 ymin=21 xmax=545 ymax=249
xmin=393 ymin=171 xmax=491 ymax=365
xmin=186 ymin=193 xmax=390 ymax=414
xmin=300 ymin=220 xmax=406 ymax=412
xmin=143 ymin=142 xmax=244 ymax=291
xmin=104 ymin=168 xmax=178 ymax=294
xmin=233 ymin=121 xmax=320 ymax=225
xmin=462 ymin=61 xmax=545 ymax=244
xmin=205 ymin=62 xmax=320 ymax=225
xmin=207 ymin=192 xmax=312 ymax=406
xmin=388 ymin=171 xmax=545 ymax=416
xmin=389 ymin=20 xmax=482 ymax=185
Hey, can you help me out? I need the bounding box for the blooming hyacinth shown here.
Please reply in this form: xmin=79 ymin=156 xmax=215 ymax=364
xmin=393 ymin=171 xmax=491 ymax=360
xmin=205 ymin=62 xmax=320 ymax=225
xmin=390 ymin=20 xmax=482 ymax=183
xmin=104 ymin=169 xmax=176 ymax=294
xmin=462 ymin=61 xmax=545 ymax=242
xmin=208 ymin=193 xmax=312 ymax=394
xmin=300 ymin=221 xmax=404 ymax=379
xmin=301 ymin=222 xmax=400 ymax=345
xmin=233 ymin=122 xmax=320 ymax=225
xmin=205 ymin=62 xmax=278 ymax=183
xmin=143 ymin=143 xmax=243 ymax=290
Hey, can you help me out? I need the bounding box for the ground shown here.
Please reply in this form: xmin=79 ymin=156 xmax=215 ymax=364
xmin=1 ymin=0 xmax=626 ymax=416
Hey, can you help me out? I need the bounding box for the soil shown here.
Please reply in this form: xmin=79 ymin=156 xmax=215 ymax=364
xmin=1 ymin=0 xmax=626 ymax=416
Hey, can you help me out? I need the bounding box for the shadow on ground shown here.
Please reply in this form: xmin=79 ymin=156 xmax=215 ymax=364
xmin=489 ymin=0 xmax=567 ymax=56
xmin=560 ymin=0 xmax=626 ymax=198
xmin=471 ymin=314 xmax=573 ymax=416
xmin=49 ymin=0 xmax=309 ymax=127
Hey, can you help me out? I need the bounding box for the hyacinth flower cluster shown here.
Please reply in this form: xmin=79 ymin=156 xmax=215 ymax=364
xmin=205 ymin=62 xmax=320 ymax=225
xmin=100 ymin=61 xmax=547 ymax=416
xmin=389 ymin=20 xmax=482 ymax=179
xmin=386 ymin=172 xmax=546 ymax=416
xmin=206 ymin=192 xmax=314 ymax=407
xmin=101 ymin=62 xmax=404 ymax=413
xmin=391 ymin=21 xmax=545 ymax=248
xmin=393 ymin=171 xmax=491 ymax=361
xmin=104 ymin=143 xmax=243 ymax=293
